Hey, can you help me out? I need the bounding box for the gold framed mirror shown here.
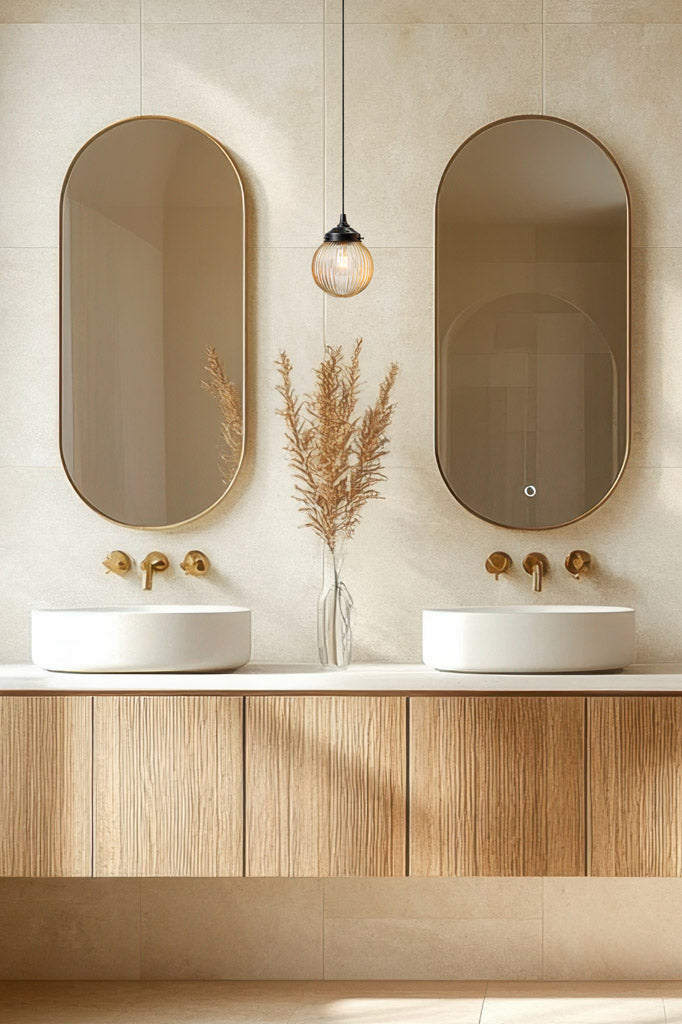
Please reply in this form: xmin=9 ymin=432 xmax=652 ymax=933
xmin=435 ymin=115 xmax=630 ymax=530
xmin=60 ymin=115 xmax=245 ymax=529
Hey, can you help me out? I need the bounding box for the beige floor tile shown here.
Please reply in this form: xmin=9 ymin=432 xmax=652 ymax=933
xmin=545 ymin=0 xmax=682 ymax=22
xmin=325 ymin=1 xmax=542 ymax=23
xmin=0 ymin=23 xmax=140 ymax=247
xmin=545 ymin=24 xmax=682 ymax=247
xmin=482 ymin=982 xmax=667 ymax=1023
xmin=0 ymin=881 xmax=141 ymax=981
xmin=0 ymin=249 xmax=59 ymax=469
xmin=323 ymin=878 xmax=542 ymax=920
xmin=323 ymin=22 xmax=541 ymax=248
xmin=324 ymin=917 xmax=542 ymax=980
xmin=142 ymin=23 xmax=323 ymax=249
xmin=292 ymin=981 xmax=485 ymax=1023
xmin=543 ymin=879 xmax=682 ymax=981
xmin=140 ymin=879 xmax=323 ymax=980
xmin=0 ymin=0 xmax=139 ymax=21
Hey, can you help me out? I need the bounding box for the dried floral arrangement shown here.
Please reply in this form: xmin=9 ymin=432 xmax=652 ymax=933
xmin=202 ymin=345 xmax=243 ymax=485
xmin=275 ymin=339 xmax=399 ymax=554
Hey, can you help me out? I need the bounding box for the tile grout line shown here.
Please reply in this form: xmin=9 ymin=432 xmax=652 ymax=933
xmin=478 ymin=980 xmax=488 ymax=1023
xmin=541 ymin=0 xmax=545 ymax=114
xmin=139 ymin=0 xmax=143 ymax=114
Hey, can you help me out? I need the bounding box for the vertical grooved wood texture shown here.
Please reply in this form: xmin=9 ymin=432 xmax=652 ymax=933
xmin=245 ymin=697 xmax=406 ymax=877
xmin=0 ymin=696 xmax=91 ymax=877
xmin=94 ymin=696 xmax=242 ymax=877
xmin=410 ymin=696 xmax=585 ymax=876
xmin=590 ymin=697 xmax=682 ymax=876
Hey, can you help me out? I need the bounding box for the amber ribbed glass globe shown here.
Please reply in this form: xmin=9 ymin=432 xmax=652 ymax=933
xmin=311 ymin=240 xmax=373 ymax=298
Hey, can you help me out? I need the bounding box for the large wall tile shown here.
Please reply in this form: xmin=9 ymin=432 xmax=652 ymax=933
xmin=545 ymin=0 xmax=682 ymax=23
xmin=630 ymin=247 xmax=682 ymax=469
xmin=0 ymin=23 xmax=140 ymax=247
xmin=544 ymin=24 xmax=682 ymax=247
xmin=325 ymin=1 xmax=541 ymax=21
xmin=324 ymin=917 xmax=542 ymax=980
xmin=543 ymin=879 xmax=682 ymax=980
xmin=144 ymin=0 xmax=323 ymax=21
xmin=324 ymin=23 xmax=542 ymax=248
xmin=0 ymin=879 xmax=141 ymax=980
xmin=140 ymin=879 xmax=323 ymax=979
xmin=323 ymin=878 xmax=542 ymax=920
xmin=0 ymin=248 xmax=59 ymax=468
xmin=323 ymin=247 xmax=432 ymax=469
xmin=142 ymin=23 xmax=324 ymax=248
xmin=0 ymin=0 xmax=139 ymax=21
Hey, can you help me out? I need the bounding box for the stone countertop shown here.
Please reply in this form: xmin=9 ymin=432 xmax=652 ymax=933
xmin=0 ymin=662 xmax=681 ymax=695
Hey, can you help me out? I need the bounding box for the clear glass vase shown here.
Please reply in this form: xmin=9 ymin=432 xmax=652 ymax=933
xmin=318 ymin=544 xmax=353 ymax=669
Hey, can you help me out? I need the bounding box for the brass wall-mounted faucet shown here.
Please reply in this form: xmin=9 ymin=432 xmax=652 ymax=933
xmin=140 ymin=551 xmax=169 ymax=591
xmin=485 ymin=552 xmax=512 ymax=580
xmin=566 ymin=550 xmax=591 ymax=579
xmin=181 ymin=550 xmax=210 ymax=577
xmin=102 ymin=551 xmax=131 ymax=577
xmin=523 ymin=552 xmax=549 ymax=593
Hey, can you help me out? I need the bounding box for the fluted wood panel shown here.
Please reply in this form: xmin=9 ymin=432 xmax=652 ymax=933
xmin=410 ymin=696 xmax=585 ymax=876
xmin=590 ymin=697 xmax=682 ymax=876
xmin=0 ymin=696 xmax=91 ymax=877
xmin=94 ymin=697 xmax=242 ymax=877
xmin=245 ymin=697 xmax=406 ymax=877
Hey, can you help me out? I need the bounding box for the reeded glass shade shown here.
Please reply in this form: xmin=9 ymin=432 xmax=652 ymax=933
xmin=311 ymin=240 xmax=373 ymax=297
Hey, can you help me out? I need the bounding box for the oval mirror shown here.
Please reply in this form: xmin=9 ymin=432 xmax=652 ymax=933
xmin=60 ymin=116 xmax=245 ymax=528
xmin=435 ymin=115 xmax=629 ymax=530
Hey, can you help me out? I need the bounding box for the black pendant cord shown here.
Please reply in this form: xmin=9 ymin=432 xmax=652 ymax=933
xmin=341 ymin=0 xmax=345 ymax=217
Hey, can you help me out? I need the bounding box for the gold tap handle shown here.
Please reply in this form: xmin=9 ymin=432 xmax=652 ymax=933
xmin=565 ymin=550 xmax=591 ymax=580
xmin=485 ymin=552 xmax=512 ymax=580
xmin=181 ymin=550 xmax=211 ymax=577
xmin=102 ymin=551 xmax=131 ymax=577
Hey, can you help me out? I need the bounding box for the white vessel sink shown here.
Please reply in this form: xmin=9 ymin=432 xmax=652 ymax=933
xmin=423 ymin=606 xmax=635 ymax=673
xmin=31 ymin=606 xmax=251 ymax=673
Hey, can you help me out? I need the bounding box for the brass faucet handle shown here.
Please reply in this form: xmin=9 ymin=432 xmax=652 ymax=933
xmin=522 ymin=552 xmax=549 ymax=593
xmin=140 ymin=551 xmax=169 ymax=591
xmin=566 ymin=550 xmax=591 ymax=580
xmin=181 ymin=550 xmax=210 ymax=577
xmin=102 ymin=550 xmax=131 ymax=577
xmin=485 ymin=552 xmax=512 ymax=580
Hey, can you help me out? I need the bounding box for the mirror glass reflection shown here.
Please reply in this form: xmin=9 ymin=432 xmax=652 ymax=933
xmin=436 ymin=116 xmax=629 ymax=529
xmin=61 ymin=116 xmax=245 ymax=528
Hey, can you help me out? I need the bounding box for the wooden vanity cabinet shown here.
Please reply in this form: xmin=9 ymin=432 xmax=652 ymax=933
xmin=409 ymin=696 xmax=586 ymax=876
xmin=0 ymin=696 xmax=92 ymax=876
xmin=245 ymin=696 xmax=407 ymax=876
xmin=589 ymin=697 xmax=682 ymax=876
xmin=94 ymin=696 xmax=242 ymax=876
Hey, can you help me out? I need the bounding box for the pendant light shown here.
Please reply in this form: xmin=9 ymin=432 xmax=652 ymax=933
xmin=312 ymin=0 xmax=373 ymax=298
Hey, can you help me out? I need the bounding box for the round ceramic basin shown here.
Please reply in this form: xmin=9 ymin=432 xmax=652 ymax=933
xmin=31 ymin=605 xmax=251 ymax=673
xmin=423 ymin=605 xmax=635 ymax=673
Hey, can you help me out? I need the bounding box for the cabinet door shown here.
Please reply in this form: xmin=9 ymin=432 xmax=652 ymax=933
xmin=590 ymin=697 xmax=682 ymax=876
xmin=94 ymin=696 xmax=242 ymax=876
xmin=246 ymin=696 xmax=406 ymax=877
xmin=0 ymin=696 xmax=91 ymax=876
xmin=410 ymin=696 xmax=585 ymax=876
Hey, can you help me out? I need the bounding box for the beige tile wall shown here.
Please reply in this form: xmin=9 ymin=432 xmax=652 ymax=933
xmin=1 ymin=0 xmax=682 ymax=983
xmin=1 ymin=0 xmax=681 ymax=665
xmin=3 ymin=877 xmax=682 ymax=980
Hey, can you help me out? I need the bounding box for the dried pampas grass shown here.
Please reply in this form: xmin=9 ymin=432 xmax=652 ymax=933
xmin=202 ymin=345 xmax=243 ymax=485
xmin=275 ymin=339 xmax=399 ymax=552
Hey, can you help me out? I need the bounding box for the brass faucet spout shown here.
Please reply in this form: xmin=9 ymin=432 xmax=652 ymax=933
xmin=523 ymin=553 xmax=549 ymax=594
xmin=140 ymin=551 xmax=169 ymax=591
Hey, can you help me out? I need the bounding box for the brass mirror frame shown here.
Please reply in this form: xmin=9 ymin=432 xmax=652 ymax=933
xmin=59 ymin=114 xmax=246 ymax=530
xmin=434 ymin=113 xmax=631 ymax=531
